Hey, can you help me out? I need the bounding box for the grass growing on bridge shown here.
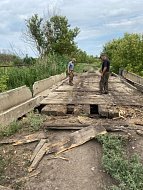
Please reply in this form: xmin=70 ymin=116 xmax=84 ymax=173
xmin=74 ymin=62 xmax=100 ymax=73
xmin=97 ymin=134 xmax=143 ymax=190
xmin=0 ymin=112 xmax=45 ymax=138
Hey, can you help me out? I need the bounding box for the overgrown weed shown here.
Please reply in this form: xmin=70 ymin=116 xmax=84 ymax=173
xmin=97 ymin=134 xmax=143 ymax=190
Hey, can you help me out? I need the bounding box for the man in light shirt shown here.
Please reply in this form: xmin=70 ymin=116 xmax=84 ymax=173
xmin=67 ymin=58 xmax=76 ymax=85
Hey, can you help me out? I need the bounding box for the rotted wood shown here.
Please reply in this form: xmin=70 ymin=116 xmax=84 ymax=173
xmin=28 ymin=125 xmax=107 ymax=172
xmin=43 ymin=122 xmax=128 ymax=132
xmin=136 ymin=130 xmax=143 ymax=136
xmin=43 ymin=123 xmax=88 ymax=130
xmin=28 ymin=143 xmax=49 ymax=172
xmin=30 ymin=139 xmax=47 ymax=162
xmin=0 ymin=132 xmax=46 ymax=145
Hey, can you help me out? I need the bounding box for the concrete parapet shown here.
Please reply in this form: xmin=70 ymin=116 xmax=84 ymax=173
xmin=0 ymin=86 xmax=32 ymax=113
xmin=0 ymin=96 xmax=42 ymax=126
xmin=0 ymin=73 xmax=66 ymax=126
xmin=122 ymin=70 xmax=143 ymax=86
xmin=33 ymin=73 xmax=66 ymax=97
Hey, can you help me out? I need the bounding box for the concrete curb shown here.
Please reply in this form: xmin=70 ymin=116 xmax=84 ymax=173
xmin=0 ymin=96 xmax=42 ymax=126
xmin=0 ymin=86 xmax=32 ymax=113
xmin=33 ymin=73 xmax=66 ymax=97
xmin=0 ymin=73 xmax=66 ymax=126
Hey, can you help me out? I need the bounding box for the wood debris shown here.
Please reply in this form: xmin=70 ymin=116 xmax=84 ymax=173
xmin=77 ymin=116 xmax=94 ymax=124
xmin=28 ymin=125 xmax=107 ymax=172
xmin=43 ymin=123 xmax=88 ymax=130
xmin=43 ymin=121 xmax=129 ymax=132
xmin=47 ymin=155 xmax=69 ymax=161
xmin=136 ymin=130 xmax=143 ymax=136
xmin=134 ymin=121 xmax=143 ymax=126
xmin=30 ymin=139 xmax=47 ymax=162
xmin=0 ymin=132 xmax=46 ymax=145
xmin=28 ymin=143 xmax=49 ymax=172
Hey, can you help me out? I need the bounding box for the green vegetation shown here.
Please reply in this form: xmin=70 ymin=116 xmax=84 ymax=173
xmin=24 ymin=112 xmax=45 ymax=132
xmin=0 ymin=112 xmax=45 ymax=138
xmin=26 ymin=14 xmax=79 ymax=56
xmin=0 ymin=53 xmax=68 ymax=91
xmin=103 ymin=33 xmax=143 ymax=76
xmin=0 ymin=121 xmax=23 ymax=138
xmin=0 ymin=75 xmax=9 ymax=92
xmin=0 ymin=52 xmax=98 ymax=92
xmin=97 ymin=134 xmax=143 ymax=190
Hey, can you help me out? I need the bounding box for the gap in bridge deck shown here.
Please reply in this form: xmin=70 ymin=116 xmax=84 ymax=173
xmin=90 ymin=104 xmax=99 ymax=115
xmin=35 ymin=104 xmax=46 ymax=113
xmin=67 ymin=104 xmax=75 ymax=114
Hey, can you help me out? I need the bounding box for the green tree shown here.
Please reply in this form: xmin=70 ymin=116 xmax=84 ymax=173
xmin=25 ymin=14 xmax=80 ymax=57
xmin=25 ymin=14 xmax=46 ymax=56
xmin=50 ymin=16 xmax=79 ymax=55
xmin=103 ymin=33 xmax=143 ymax=75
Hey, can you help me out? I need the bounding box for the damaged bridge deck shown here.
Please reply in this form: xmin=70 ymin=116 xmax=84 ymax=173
xmin=40 ymin=72 xmax=143 ymax=116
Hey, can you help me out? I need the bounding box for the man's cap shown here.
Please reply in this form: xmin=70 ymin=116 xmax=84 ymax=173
xmin=100 ymin=53 xmax=105 ymax=57
xmin=72 ymin=58 xmax=76 ymax=62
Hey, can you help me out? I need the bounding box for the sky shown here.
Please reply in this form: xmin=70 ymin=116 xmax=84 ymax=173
xmin=0 ymin=0 xmax=143 ymax=57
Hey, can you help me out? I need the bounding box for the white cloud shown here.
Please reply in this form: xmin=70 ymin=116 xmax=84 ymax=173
xmin=0 ymin=0 xmax=143 ymax=56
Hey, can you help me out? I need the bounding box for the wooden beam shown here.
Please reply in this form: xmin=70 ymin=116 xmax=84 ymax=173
xmin=43 ymin=122 xmax=128 ymax=132
xmin=30 ymin=139 xmax=47 ymax=162
xmin=0 ymin=132 xmax=46 ymax=145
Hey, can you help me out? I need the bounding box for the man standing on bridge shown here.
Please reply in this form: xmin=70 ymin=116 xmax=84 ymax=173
xmin=67 ymin=58 xmax=76 ymax=86
xmin=99 ymin=54 xmax=110 ymax=94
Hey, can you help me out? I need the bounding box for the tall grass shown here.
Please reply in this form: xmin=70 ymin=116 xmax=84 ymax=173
xmin=0 ymin=54 xmax=68 ymax=91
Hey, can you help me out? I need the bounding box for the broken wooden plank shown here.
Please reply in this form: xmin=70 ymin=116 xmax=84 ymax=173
xmin=134 ymin=121 xmax=143 ymax=126
xmin=43 ymin=122 xmax=128 ymax=131
xmin=77 ymin=116 xmax=94 ymax=125
xmin=0 ymin=131 xmax=46 ymax=145
xmin=28 ymin=142 xmax=49 ymax=172
xmin=28 ymin=125 xmax=107 ymax=172
xmin=0 ymin=132 xmax=46 ymax=145
xmin=12 ymin=132 xmax=46 ymax=146
xmin=136 ymin=130 xmax=143 ymax=136
xmin=46 ymin=125 xmax=107 ymax=155
xmin=43 ymin=123 xmax=88 ymax=130
xmin=0 ymin=139 xmax=17 ymax=144
xmin=13 ymin=132 xmax=46 ymax=146
xmin=30 ymin=139 xmax=47 ymax=162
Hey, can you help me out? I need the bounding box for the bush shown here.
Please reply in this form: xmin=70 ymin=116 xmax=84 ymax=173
xmin=97 ymin=134 xmax=143 ymax=190
xmin=0 ymin=75 xmax=9 ymax=92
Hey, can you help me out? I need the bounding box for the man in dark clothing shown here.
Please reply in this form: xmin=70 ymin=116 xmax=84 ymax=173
xmin=99 ymin=54 xmax=110 ymax=94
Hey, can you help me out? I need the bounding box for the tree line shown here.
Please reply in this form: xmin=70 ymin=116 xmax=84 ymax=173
xmin=103 ymin=33 xmax=143 ymax=76
xmin=24 ymin=14 xmax=96 ymax=63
